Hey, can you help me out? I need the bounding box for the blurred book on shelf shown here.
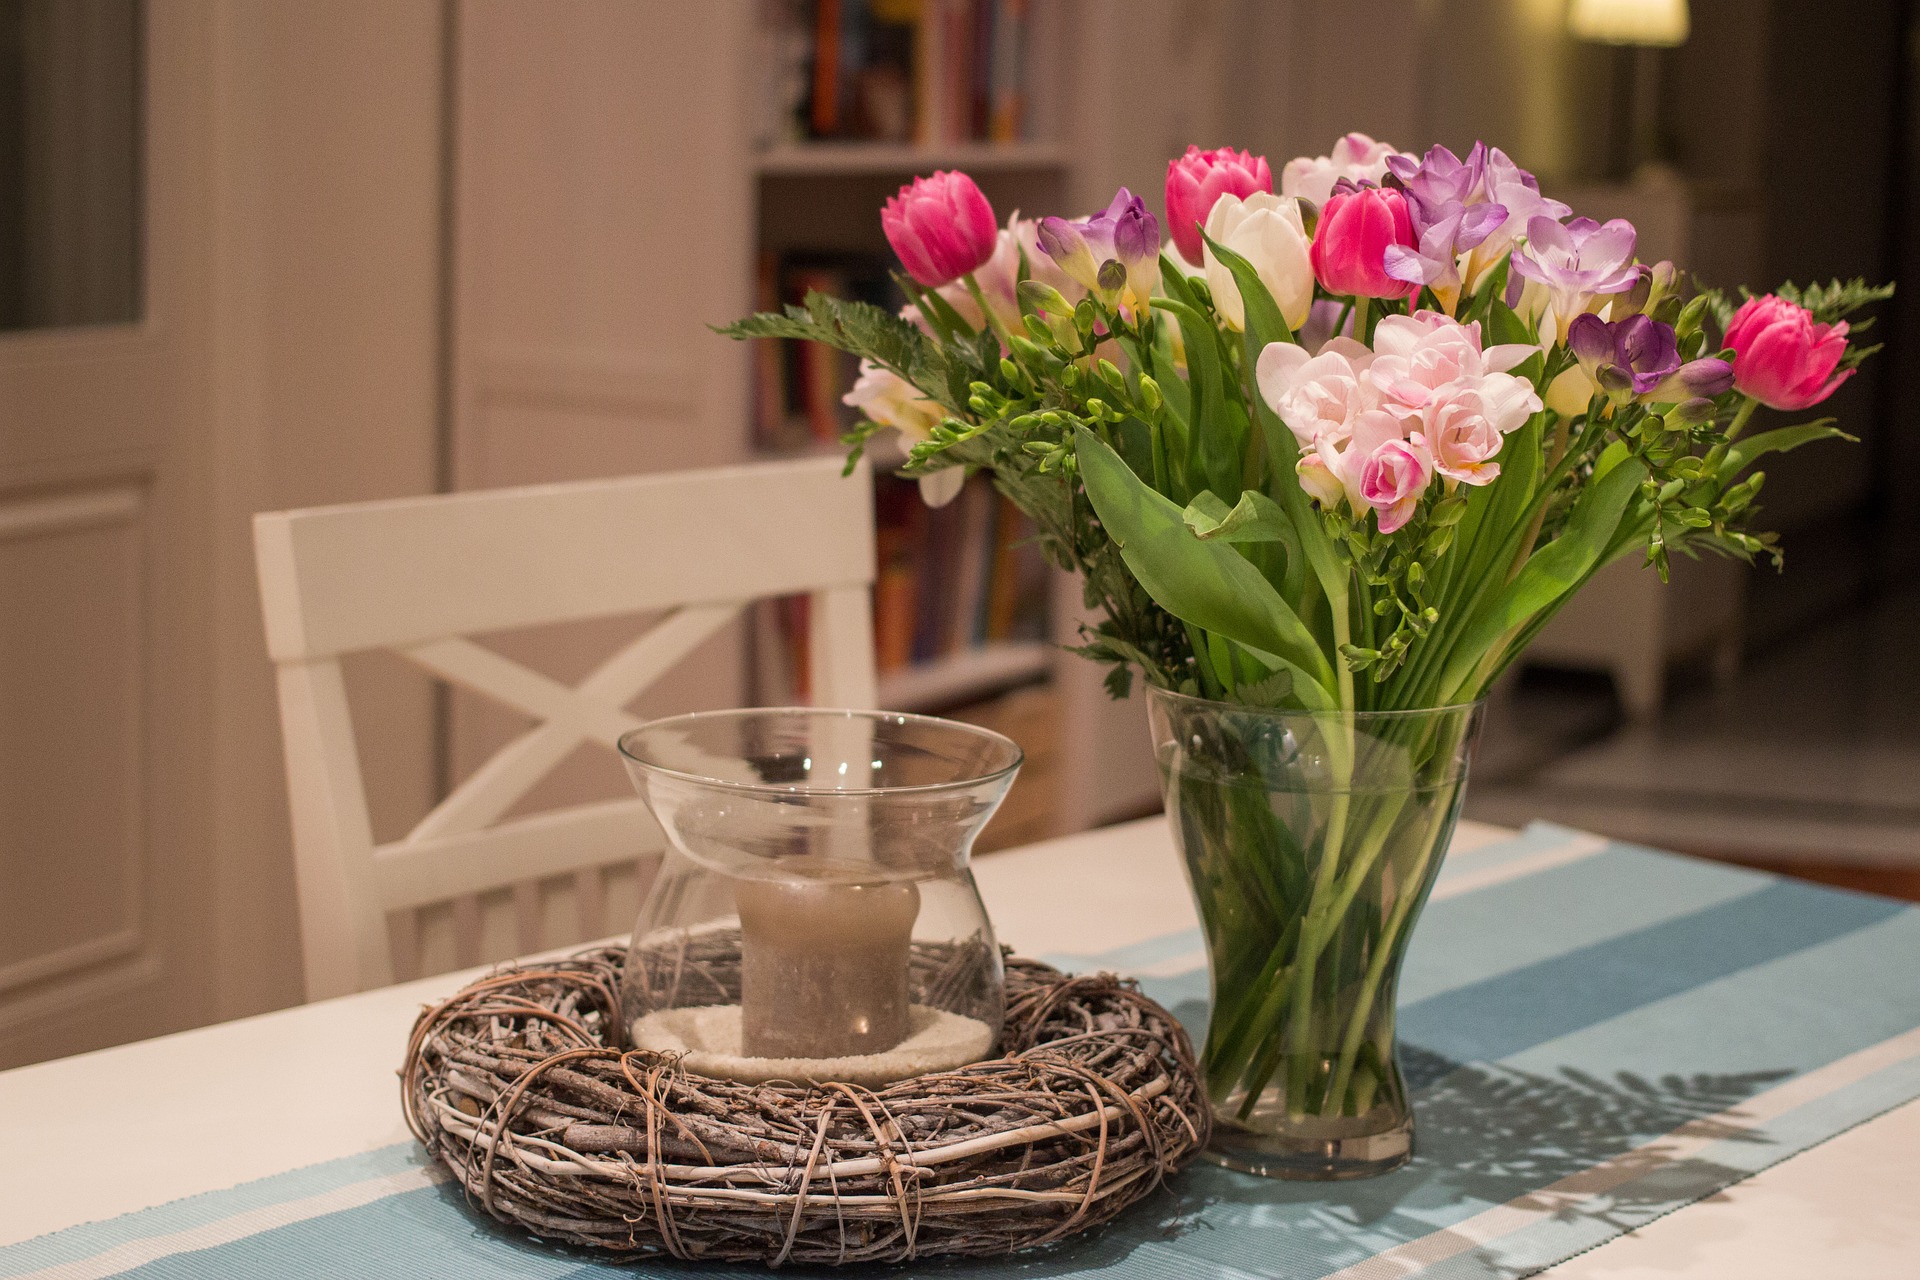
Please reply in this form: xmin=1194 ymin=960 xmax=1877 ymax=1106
xmin=753 ymin=251 xmax=906 ymax=453
xmin=757 ymin=0 xmax=1031 ymax=147
xmin=753 ymin=473 xmax=1052 ymax=710
xmin=947 ymin=682 xmax=1061 ymax=852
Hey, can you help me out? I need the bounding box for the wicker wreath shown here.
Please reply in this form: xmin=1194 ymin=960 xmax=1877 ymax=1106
xmin=402 ymin=947 xmax=1209 ymax=1266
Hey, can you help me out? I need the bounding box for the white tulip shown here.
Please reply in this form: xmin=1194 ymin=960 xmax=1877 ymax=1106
xmin=1201 ymin=192 xmax=1314 ymax=333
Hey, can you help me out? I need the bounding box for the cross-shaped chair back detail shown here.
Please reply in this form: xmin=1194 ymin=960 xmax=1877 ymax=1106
xmin=253 ymin=456 xmax=876 ymax=999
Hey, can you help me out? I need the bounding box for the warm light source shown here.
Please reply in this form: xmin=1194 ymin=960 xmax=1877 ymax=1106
xmin=1568 ymin=0 xmax=1690 ymax=46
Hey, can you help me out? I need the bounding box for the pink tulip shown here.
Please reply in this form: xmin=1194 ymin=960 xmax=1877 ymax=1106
xmin=1724 ymin=294 xmax=1854 ymax=411
xmin=1165 ymin=145 xmax=1273 ymax=266
xmin=881 ymin=171 xmax=998 ymax=288
xmin=1311 ymin=185 xmax=1418 ymax=300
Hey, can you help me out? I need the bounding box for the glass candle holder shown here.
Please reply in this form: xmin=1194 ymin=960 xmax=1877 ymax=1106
xmin=617 ymin=708 xmax=1022 ymax=1086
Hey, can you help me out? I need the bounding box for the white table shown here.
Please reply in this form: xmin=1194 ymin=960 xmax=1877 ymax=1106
xmin=3 ymin=817 xmax=1915 ymax=1277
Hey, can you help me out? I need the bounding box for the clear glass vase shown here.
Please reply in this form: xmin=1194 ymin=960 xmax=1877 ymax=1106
xmin=1147 ymin=688 xmax=1484 ymax=1180
xmin=616 ymin=708 xmax=1021 ymax=1085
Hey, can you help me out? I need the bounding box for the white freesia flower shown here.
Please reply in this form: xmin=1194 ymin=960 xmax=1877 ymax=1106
xmin=842 ymin=360 xmax=966 ymax=507
xmin=1202 ymin=192 xmax=1314 ymax=332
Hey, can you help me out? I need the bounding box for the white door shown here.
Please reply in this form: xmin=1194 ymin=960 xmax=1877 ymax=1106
xmin=445 ymin=0 xmax=758 ymax=827
xmin=0 ymin=1 xmax=218 ymax=1067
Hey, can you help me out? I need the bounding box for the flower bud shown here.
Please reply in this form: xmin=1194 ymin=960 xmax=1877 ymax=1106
xmin=881 ymin=171 xmax=998 ymax=287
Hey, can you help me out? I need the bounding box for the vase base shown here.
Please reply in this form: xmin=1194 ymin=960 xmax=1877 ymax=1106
xmin=1203 ymin=1110 xmax=1411 ymax=1181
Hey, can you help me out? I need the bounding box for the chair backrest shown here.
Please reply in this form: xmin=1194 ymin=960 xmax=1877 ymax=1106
xmin=254 ymin=455 xmax=876 ymax=999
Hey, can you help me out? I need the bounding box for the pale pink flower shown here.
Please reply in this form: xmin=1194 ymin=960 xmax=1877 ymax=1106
xmin=1367 ymin=312 xmax=1537 ymax=416
xmin=1255 ymin=337 xmax=1378 ymax=448
xmin=1348 ymin=409 xmax=1433 ymax=533
xmin=1424 ymin=386 xmax=1507 ymax=485
xmin=1474 ymin=372 xmax=1544 ymax=434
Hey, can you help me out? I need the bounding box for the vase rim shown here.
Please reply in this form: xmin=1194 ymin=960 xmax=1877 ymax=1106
xmin=1144 ymin=685 xmax=1487 ymax=720
xmin=618 ymin=706 xmax=1025 ymax=798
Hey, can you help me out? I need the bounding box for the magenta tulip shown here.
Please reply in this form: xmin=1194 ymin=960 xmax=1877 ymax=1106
xmin=1310 ymin=184 xmax=1418 ymax=300
xmin=1165 ymin=145 xmax=1273 ymax=266
xmin=1724 ymin=294 xmax=1854 ymax=411
xmin=881 ymin=171 xmax=998 ymax=288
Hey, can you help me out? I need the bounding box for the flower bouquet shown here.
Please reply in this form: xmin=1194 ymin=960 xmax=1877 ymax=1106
xmin=721 ymin=136 xmax=1890 ymax=1178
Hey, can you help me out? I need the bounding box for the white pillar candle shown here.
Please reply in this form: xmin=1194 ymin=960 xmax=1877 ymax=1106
xmin=734 ymin=875 xmax=921 ymax=1059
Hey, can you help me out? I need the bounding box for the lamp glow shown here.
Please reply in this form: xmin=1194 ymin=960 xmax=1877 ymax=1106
xmin=1568 ymin=0 xmax=1689 ymax=46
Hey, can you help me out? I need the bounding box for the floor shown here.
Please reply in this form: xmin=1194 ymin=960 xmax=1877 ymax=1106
xmin=1466 ymin=589 xmax=1920 ymax=899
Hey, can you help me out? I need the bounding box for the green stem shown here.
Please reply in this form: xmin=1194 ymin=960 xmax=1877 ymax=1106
xmin=1353 ymin=296 xmax=1373 ymax=346
xmin=1727 ymin=397 xmax=1758 ymax=441
xmin=1507 ymin=411 xmax=1572 ymax=584
xmin=1325 ymin=814 xmax=1451 ymax=1110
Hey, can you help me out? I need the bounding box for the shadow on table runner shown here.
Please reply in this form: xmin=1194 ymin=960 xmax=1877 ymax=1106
xmin=8 ymin=826 xmax=1920 ymax=1280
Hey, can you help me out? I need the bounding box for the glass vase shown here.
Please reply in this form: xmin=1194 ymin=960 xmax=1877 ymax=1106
xmin=1147 ymin=688 xmax=1484 ymax=1180
xmin=615 ymin=708 xmax=1021 ymax=1085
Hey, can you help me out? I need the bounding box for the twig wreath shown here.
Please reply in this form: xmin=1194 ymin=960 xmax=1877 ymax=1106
xmin=402 ymin=948 xmax=1209 ymax=1266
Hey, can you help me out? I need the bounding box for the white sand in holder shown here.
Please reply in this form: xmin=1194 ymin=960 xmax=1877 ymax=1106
xmin=631 ymin=1004 xmax=994 ymax=1087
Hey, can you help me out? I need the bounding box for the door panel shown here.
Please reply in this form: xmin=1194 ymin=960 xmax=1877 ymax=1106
xmin=448 ymin=0 xmax=757 ymax=813
xmin=0 ymin=485 xmax=145 ymax=994
xmin=0 ymin=1 xmax=214 ymax=1067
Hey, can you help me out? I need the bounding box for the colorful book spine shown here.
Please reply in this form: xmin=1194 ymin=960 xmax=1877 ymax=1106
xmin=987 ymin=0 xmax=1027 ymax=142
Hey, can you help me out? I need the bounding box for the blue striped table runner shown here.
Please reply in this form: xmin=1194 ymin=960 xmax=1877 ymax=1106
xmin=7 ymin=822 xmax=1919 ymax=1279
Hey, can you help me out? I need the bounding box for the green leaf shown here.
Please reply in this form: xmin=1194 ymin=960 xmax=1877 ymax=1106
xmin=1717 ymin=420 xmax=1854 ymax=482
xmin=1488 ymin=298 xmax=1532 ymax=347
xmin=1074 ymin=428 xmax=1335 ymax=704
xmin=1152 ymin=296 xmax=1241 ymax=502
xmin=1190 ymin=250 xmax=1341 ymax=614
xmin=1182 ymin=489 xmax=1300 ymax=546
xmin=1156 ymin=251 xmax=1203 ymax=310
xmin=1439 ymin=455 xmax=1649 ymax=701
xmin=1593 ymin=437 xmax=1630 ymax=481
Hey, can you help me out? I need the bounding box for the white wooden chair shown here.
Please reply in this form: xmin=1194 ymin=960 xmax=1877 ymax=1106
xmin=253 ymin=456 xmax=876 ymax=1000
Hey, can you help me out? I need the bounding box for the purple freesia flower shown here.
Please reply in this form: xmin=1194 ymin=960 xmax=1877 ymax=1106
xmin=1567 ymin=312 xmax=1735 ymax=402
xmin=1648 ymin=357 xmax=1736 ymax=403
xmin=1038 ymin=187 xmax=1161 ymax=316
xmin=1382 ymin=203 xmax=1508 ymax=292
xmin=1473 ymin=147 xmax=1570 ymax=264
xmin=1385 ymin=143 xmax=1488 ymax=223
xmin=1511 ymin=216 xmax=1640 ymax=314
xmin=1379 ymin=144 xmax=1507 ymax=300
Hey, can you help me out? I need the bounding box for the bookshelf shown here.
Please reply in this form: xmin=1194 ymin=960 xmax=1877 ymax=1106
xmin=747 ymin=0 xmax=1160 ymax=842
xmin=875 ymin=639 xmax=1052 ymax=712
xmin=755 ymin=139 xmax=1069 ymax=177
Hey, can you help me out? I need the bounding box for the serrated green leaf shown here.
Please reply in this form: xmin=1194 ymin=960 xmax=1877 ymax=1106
xmin=1717 ymin=420 xmax=1854 ymax=482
